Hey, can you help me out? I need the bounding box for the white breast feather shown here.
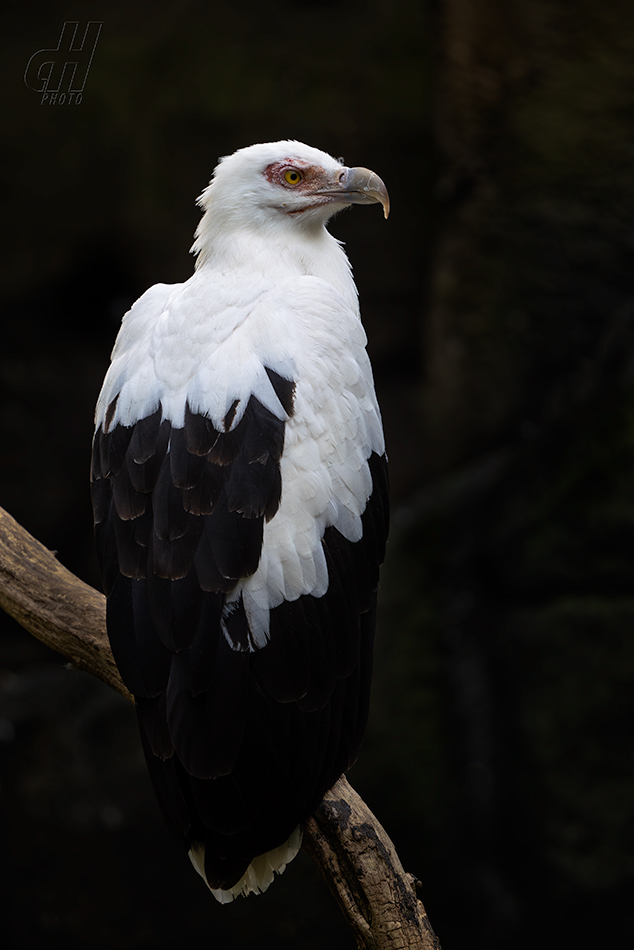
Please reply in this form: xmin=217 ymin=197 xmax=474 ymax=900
xmin=95 ymin=265 xmax=383 ymax=650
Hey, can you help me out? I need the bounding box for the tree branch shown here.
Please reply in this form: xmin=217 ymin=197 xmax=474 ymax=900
xmin=0 ymin=506 xmax=132 ymax=702
xmin=0 ymin=505 xmax=440 ymax=949
xmin=305 ymin=778 xmax=441 ymax=949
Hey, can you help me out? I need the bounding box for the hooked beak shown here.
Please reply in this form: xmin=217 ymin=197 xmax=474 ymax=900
xmin=321 ymin=166 xmax=390 ymax=219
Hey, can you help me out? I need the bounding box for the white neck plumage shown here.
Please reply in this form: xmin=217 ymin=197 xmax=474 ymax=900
xmin=192 ymin=211 xmax=359 ymax=315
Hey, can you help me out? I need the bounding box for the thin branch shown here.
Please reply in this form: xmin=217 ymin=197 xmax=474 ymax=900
xmin=0 ymin=505 xmax=441 ymax=949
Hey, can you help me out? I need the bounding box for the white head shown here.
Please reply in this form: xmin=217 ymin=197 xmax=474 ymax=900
xmin=192 ymin=140 xmax=389 ymax=263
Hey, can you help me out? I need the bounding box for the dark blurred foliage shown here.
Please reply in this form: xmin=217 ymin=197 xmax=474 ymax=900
xmin=1 ymin=0 xmax=633 ymax=947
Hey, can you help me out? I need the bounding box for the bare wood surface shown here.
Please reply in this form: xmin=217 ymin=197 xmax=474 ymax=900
xmin=0 ymin=505 xmax=131 ymax=701
xmin=0 ymin=504 xmax=440 ymax=949
xmin=303 ymin=777 xmax=441 ymax=949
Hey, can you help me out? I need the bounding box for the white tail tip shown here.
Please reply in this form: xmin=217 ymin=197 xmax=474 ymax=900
xmin=188 ymin=825 xmax=303 ymax=903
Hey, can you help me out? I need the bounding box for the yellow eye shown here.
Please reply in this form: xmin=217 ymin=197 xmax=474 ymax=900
xmin=284 ymin=168 xmax=302 ymax=185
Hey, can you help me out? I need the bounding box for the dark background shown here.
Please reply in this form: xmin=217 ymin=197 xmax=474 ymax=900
xmin=1 ymin=1 xmax=633 ymax=947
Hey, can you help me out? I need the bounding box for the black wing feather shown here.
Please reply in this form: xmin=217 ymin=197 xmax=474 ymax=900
xmin=91 ymin=371 xmax=389 ymax=891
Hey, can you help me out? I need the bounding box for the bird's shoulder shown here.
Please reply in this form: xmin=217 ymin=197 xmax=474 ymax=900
xmin=96 ymin=268 xmax=365 ymax=434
